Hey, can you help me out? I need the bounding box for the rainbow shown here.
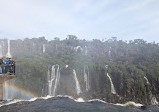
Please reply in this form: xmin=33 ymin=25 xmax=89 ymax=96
xmin=4 ymin=83 xmax=38 ymax=99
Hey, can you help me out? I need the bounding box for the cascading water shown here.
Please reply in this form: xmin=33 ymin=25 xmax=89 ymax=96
xmin=6 ymin=40 xmax=12 ymax=58
xmin=84 ymin=66 xmax=90 ymax=91
xmin=151 ymin=97 xmax=159 ymax=105
xmin=3 ymin=79 xmax=31 ymax=100
xmin=3 ymin=79 xmax=16 ymax=100
xmin=73 ymin=69 xmax=82 ymax=95
xmin=108 ymin=47 xmax=111 ymax=58
xmin=0 ymin=41 xmax=4 ymax=56
xmin=144 ymin=76 xmax=150 ymax=84
xmin=85 ymin=46 xmax=88 ymax=55
xmin=0 ymin=45 xmax=2 ymax=57
xmin=53 ymin=64 xmax=60 ymax=96
xmin=107 ymin=73 xmax=116 ymax=94
xmin=143 ymin=76 xmax=158 ymax=104
xmin=43 ymin=44 xmax=45 ymax=53
xmin=48 ymin=65 xmax=55 ymax=95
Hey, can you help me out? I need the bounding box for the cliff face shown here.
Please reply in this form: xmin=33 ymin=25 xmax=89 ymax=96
xmin=1 ymin=37 xmax=159 ymax=104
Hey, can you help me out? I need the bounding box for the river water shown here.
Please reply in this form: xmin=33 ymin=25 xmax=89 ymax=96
xmin=0 ymin=96 xmax=159 ymax=112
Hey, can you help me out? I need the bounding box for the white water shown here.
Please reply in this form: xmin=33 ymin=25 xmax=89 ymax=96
xmin=3 ymin=79 xmax=16 ymax=100
xmin=48 ymin=65 xmax=56 ymax=95
xmin=0 ymin=45 xmax=2 ymax=57
xmin=73 ymin=69 xmax=82 ymax=95
xmin=65 ymin=65 xmax=68 ymax=68
xmin=6 ymin=40 xmax=12 ymax=58
xmin=88 ymin=99 xmax=107 ymax=104
xmin=74 ymin=46 xmax=83 ymax=52
xmin=151 ymin=97 xmax=159 ymax=105
xmin=107 ymin=73 xmax=116 ymax=94
xmin=47 ymin=67 xmax=51 ymax=95
xmin=42 ymin=44 xmax=45 ymax=53
xmin=115 ymin=101 xmax=143 ymax=107
xmin=0 ymin=99 xmax=25 ymax=107
xmin=84 ymin=66 xmax=90 ymax=91
xmin=85 ymin=46 xmax=88 ymax=55
xmin=53 ymin=64 xmax=60 ymax=96
xmin=3 ymin=79 xmax=31 ymax=100
xmin=0 ymin=41 xmax=5 ymax=57
xmin=108 ymin=47 xmax=111 ymax=58
xmin=144 ymin=76 xmax=150 ymax=84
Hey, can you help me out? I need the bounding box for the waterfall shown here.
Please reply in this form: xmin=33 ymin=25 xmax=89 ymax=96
xmin=84 ymin=66 xmax=90 ymax=91
xmin=0 ymin=45 xmax=2 ymax=57
xmin=53 ymin=64 xmax=60 ymax=96
xmin=107 ymin=73 xmax=116 ymax=94
xmin=2 ymin=41 xmax=4 ymax=55
xmin=151 ymin=97 xmax=159 ymax=105
xmin=108 ymin=47 xmax=111 ymax=58
xmin=47 ymin=67 xmax=51 ymax=95
xmin=85 ymin=46 xmax=88 ymax=55
xmin=144 ymin=76 xmax=150 ymax=84
xmin=6 ymin=40 xmax=12 ymax=58
xmin=73 ymin=69 xmax=82 ymax=95
xmin=3 ymin=81 xmax=9 ymax=100
xmin=144 ymin=76 xmax=158 ymax=105
xmin=0 ymin=41 xmax=4 ymax=57
xmin=43 ymin=44 xmax=45 ymax=53
xmin=48 ymin=65 xmax=56 ymax=95
xmin=48 ymin=65 xmax=55 ymax=95
xmin=3 ymin=79 xmax=16 ymax=100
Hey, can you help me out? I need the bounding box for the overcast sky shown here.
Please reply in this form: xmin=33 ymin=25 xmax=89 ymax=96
xmin=0 ymin=0 xmax=159 ymax=42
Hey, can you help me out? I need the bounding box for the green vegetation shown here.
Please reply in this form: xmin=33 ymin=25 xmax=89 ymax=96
xmin=1 ymin=36 xmax=159 ymax=104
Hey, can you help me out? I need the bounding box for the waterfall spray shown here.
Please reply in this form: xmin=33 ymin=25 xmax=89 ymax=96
xmin=151 ymin=97 xmax=159 ymax=105
xmin=107 ymin=73 xmax=116 ymax=94
xmin=6 ymin=40 xmax=12 ymax=58
xmin=0 ymin=45 xmax=2 ymax=57
xmin=73 ymin=69 xmax=82 ymax=95
xmin=43 ymin=44 xmax=45 ymax=53
xmin=85 ymin=46 xmax=88 ymax=55
xmin=53 ymin=65 xmax=60 ymax=96
xmin=48 ymin=65 xmax=56 ymax=95
xmin=144 ymin=76 xmax=150 ymax=84
xmin=3 ymin=79 xmax=16 ymax=100
xmin=84 ymin=66 xmax=90 ymax=91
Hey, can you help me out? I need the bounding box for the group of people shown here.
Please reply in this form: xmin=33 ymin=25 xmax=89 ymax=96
xmin=0 ymin=57 xmax=15 ymax=74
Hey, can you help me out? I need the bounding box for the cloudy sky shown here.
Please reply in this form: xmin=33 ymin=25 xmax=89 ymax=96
xmin=0 ymin=0 xmax=159 ymax=42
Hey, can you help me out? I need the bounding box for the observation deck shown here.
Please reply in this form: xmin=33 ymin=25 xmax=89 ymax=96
xmin=0 ymin=74 xmax=16 ymax=100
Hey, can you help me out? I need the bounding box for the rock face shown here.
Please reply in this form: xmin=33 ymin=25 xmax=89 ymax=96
xmin=0 ymin=74 xmax=16 ymax=100
xmin=0 ymin=97 xmax=159 ymax=112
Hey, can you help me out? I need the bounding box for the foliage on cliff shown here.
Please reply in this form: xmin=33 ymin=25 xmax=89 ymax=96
xmin=1 ymin=36 xmax=159 ymax=104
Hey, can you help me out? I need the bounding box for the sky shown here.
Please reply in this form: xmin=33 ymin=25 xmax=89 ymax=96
xmin=0 ymin=0 xmax=159 ymax=42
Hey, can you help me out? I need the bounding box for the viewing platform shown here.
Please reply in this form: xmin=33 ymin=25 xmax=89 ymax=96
xmin=0 ymin=74 xmax=16 ymax=100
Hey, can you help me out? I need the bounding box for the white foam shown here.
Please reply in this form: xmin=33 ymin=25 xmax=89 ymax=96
xmin=28 ymin=97 xmax=38 ymax=102
xmin=0 ymin=99 xmax=26 ymax=107
xmin=151 ymin=97 xmax=158 ymax=105
xmin=57 ymin=95 xmax=74 ymax=100
xmin=57 ymin=95 xmax=85 ymax=102
xmin=65 ymin=65 xmax=68 ymax=68
xmin=115 ymin=101 xmax=143 ymax=107
xmin=41 ymin=95 xmax=53 ymax=100
xmin=87 ymin=99 xmax=107 ymax=104
xmin=75 ymin=98 xmax=85 ymax=102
